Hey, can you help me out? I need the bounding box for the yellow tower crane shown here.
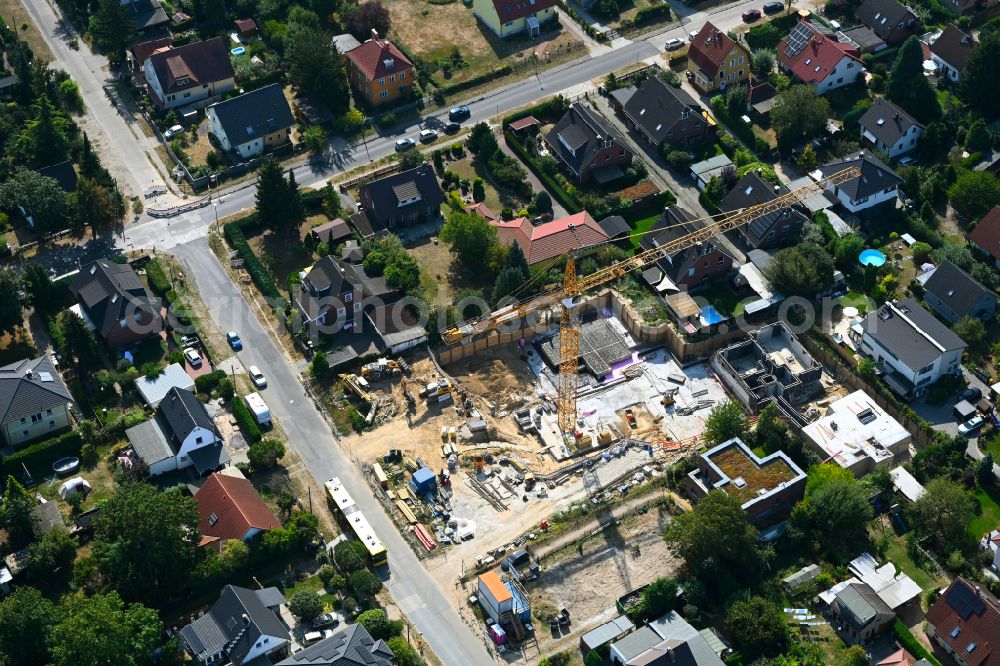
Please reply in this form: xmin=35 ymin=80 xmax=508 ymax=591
xmin=443 ymin=167 xmax=859 ymax=441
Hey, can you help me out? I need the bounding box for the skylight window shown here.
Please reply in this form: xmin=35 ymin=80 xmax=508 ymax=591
xmin=805 ymin=58 xmax=812 ymax=64
xmin=950 ymin=626 xmax=961 ymax=638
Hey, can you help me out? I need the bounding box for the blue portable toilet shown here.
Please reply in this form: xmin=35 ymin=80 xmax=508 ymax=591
xmin=409 ymin=467 xmax=437 ymax=495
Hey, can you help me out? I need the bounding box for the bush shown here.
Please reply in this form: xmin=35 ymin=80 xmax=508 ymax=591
xmin=224 ymin=217 xmax=280 ymax=300
xmin=893 ymin=619 xmax=940 ymax=666
xmin=233 ymin=396 xmax=262 ymax=443
xmin=665 ymin=149 xmax=692 ymax=171
xmin=289 ymin=590 xmax=324 ymax=621
xmin=319 ymin=565 xmax=345 ymax=589
xmin=0 ymin=430 xmax=83 ymax=484
xmin=195 ymin=370 xmax=227 ymax=394
xmin=248 ymin=438 xmax=286 ymax=470
xmin=632 ymin=3 xmax=670 ymax=24
xmin=334 ymin=539 xmax=369 ymax=573
xmin=357 ymin=609 xmax=403 ymax=640
xmin=217 ymin=378 xmax=235 ymax=402
xmin=349 ymin=569 xmax=383 ymax=597
xmin=145 ymin=259 xmax=171 ymax=296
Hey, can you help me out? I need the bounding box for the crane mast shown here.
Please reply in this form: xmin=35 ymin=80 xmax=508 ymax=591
xmin=443 ymin=167 xmax=860 ymax=441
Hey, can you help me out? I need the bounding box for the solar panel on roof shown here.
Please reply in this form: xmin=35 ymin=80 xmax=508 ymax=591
xmin=785 ymin=22 xmax=812 ymax=57
xmin=945 ymin=581 xmax=986 ymax=620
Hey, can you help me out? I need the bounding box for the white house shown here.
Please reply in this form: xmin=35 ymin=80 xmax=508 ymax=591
xmin=143 ymin=37 xmax=235 ymax=110
xmin=180 ymin=585 xmax=290 ymax=665
xmin=850 ymin=298 xmax=967 ymax=399
xmin=858 ymin=98 xmax=924 ymax=159
xmin=929 ymin=24 xmax=977 ymax=82
xmin=206 ymin=83 xmax=295 ymax=159
xmin=778 ymin=21 xmax=865 ymax=95
xmin=981 ymin=529 xmax=1000 ymax=572
xmin=813 ymin=152 xmax=902 ymax=213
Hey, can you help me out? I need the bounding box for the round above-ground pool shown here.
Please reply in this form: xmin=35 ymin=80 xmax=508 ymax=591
xmin=231 ymin=46 xmax=246 ymax=55
xmin=858 ymin=248 xmax=887 ymax=267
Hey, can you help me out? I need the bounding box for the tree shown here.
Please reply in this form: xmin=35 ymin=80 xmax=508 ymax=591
xmin=959 ymin=30 xmax=1000 ymax=120
xmin=751 ymin=48 xmax=776 ymax=77
xmin=334 ymin=539 xmax=369 ymax=572
xmin=952 ymin=315 xmax=988 ymax=352
xmin=0 ymin=269 xmax=25 ymax=335
xmin=704 ymin=401 xmax=749 ymax=446
xmin=91 ymin=484 xmax=200 ymax=603
xmin=832 ymin=233 xmax=866 ymax=273
xmin=797 ymin=143 xmax=817 ymax=170
xmin=585 ymin=650 xmax=604 ymax=666
xmin=286 ymin=24 xmax=350 ymax=114
xmin=439 ymin=210 xmax=498 ymax=278
xmin=0 ymin=168 xmax=72 ymax=233
xmin=467 ymin=122 xmax=499 ymax=157
xmin=911 ymin=477 xmax=977 ymax=553
xmin=802 ymin=473 xmax=873 ymax=545
xmin=965 ymin=119 xmax=991 ymax=153
xmin=192 ymin=0 xmax=227 ymax=32
xmin=387 ymin=636 xmax=425 ymax=666
xmin=534 ymin=190 xmax=552 ymax=214
xmin=978 ymin=453 xmax=995 ymax=486
xmin=302 ymin=125 xmax=327 ymax=154
xmin=289 ymin=590 xmax=325 ymax=621
xmin=57 ymin=310 xmax=99 ymax=369
xmin=348 ymin=1 xmax=391 ymax=40
xmin=248 ymin=438 xmax=286 ymax=470
xmin=14 ymin=95 xmax=72 ymax=168
xmin=764 ymin=243 xmax=835 ymax=297
xmin=256 ymin=158 xmax=290 ymax=231
xmin=805 ymin=463 xmax=854 ymax=496
xmin=664 ymin=491 xmax=760 ymax=587
xmin=22 ymin=263 xmax=56 ymax=313
xmin=948 ymin=170 xmax=1000 ymax=220
xmin=472 ymin=178 xmax=485 ymax=203
xmin=311 ymin=349 xmax=331 ymax=379
xmin=886 ymin=37 xmax=941 ymax=123
xmin=349 ymin=569 xmax=383 ymax=597
xmin=26 ymin=528 xmax=77 ymax=579
xmin=90 ymin=0 xmax=138 ymax=63
xmin=771 ymin=86 xmax=831 ymax=149
xmin=73 ymin=176 xmax=120 ymax=235
xmin=286 ymin=170 xmax=305 ymax=233
xmin=911 ymin=241 xmax=932 ymax=264
xmin=843 ymin=645 xmax=869 ymax=666
xmin=754 ymin=402 xmax=790 ymax=455
xmin=357 ymin=609 xmax=403 ymax=640
xmin=0 ymin=587 xmax=58 ymax=666
xmin=79 ymin=133 xmax=102 ymax=179
xmin=725 ymin=596 xmax=786 ymax=658
xmin=49 ymin=592 xmax=161 ymax=666
xmin=638 ymin=577 xmax=679 ymax=620
xmin=0 ymin=478 xmax=38 ymax=550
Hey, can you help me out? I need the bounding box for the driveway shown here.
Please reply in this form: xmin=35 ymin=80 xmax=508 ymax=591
xmin=171 ymin=239 xmax=494 ymax=666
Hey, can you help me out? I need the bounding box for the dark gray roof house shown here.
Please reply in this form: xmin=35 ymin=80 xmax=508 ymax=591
xmin=158 ymin=386 xmax=218 ymax=447
xmin=180 ymin=585 xmax=290 ymax=666
xmin=352 ymin=164 xmax=444 ymax=236
xmin=545 ymin=102 xmax=633 ymax=183
xmin=640 ymin=206 xmax=733 ymax=291
xmin=720 ymin=172 xmax=808 ymax=249
xmin=855 ymin=0 xmax=919 ymax=44
xmin=930 ymin=24 xmax=977 ymax=80
xmin=69 ymin=259 xmax=163 ymax=349
xmin=858 ymin=98 xmax=924 ymax=158
xmin=922 ymin=260 xmax=998 ymax=324
xmin=295 ymin=256 xmax=396 ymax=329
xmin=832 ymin=582 xmax=896 ymax=641
xmin=0 ymin=355 xmax=74 ymax=449
xmin=123 ymin=0 xmax=169 ymax=32
xmin=277 ymin=624 xmax=394 ymax=666
xmin=621 ymin=76 xmax=708 ymax=147
xmin=127 ymin=386 xmax=229 ymax=476
xmin=207 ymin=83 xmax=295 ymax=156
xmin=840 ymin=25 xmax=886 ymax=53
xmin=815 ymin=152 xmax=901 ymax=213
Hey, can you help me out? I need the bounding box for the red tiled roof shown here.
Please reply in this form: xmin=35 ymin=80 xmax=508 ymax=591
xmin=234 ymin=17 xmax=257 ymax=33
xmin=688 ymin=22 xmax=742 ymax=78
xmin=970 ymin=207 xmax=1000 ymax=262
xmin=195 ymin=473 xmax=280 ymax=542
xmin=466 ymin=202 xmax=497 ymax=221
xmin=926 ymin=578 xmax=1000 ymax=666
xmin=491 ymin=0 xmax=558 ymax=23
xmin=877 ymin=648 xmax=916 ymax=666
xmin=779 ymin=21 xmax=862 ymax=84
xmin=492 ymin=211 xmax=609 ymax=265
xmin=509 ymin=116 xmax=540 ymax=131
xmin=345 ymin=35 xmax=413 ymax=81
xmin=133 ymin=37 xmax=172 ymax=65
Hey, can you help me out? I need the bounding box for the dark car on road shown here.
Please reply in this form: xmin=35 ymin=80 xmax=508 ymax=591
xmin=960 ymin=386 xmax=983 ymax=403
xmin=449 ymin=106 xmax=471 ymax=122
xmin=743 ymin=8 xmax=762 ymax=20
xmin=763 ymin=1 xmax=784 ymax=13
xmin=444 ymin=121 xmax=461 ymax=134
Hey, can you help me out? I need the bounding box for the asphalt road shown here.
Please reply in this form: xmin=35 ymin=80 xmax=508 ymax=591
xmin=172 ymin=239 xmax=494 ymax=665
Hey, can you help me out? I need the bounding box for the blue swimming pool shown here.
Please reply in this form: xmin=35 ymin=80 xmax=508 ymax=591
xmin=700 ymin=305 xmax=725 ymax=326
xmin=231 ymin=46 xmax=246 ymax=55
xmin=858 ymin=248 xmax=886 ymax=267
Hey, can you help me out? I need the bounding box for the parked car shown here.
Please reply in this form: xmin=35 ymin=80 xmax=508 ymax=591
xmin=960 ymin=386 xmax=983 ymax=403
xmin=664 ymin=37 xmax=684 ymax=50
xmin=249 ymin=365 xmax=267 ymax=389
xmin=898 ymin=155 xmax=916 ymax=166
xmin=302 ymin=630 xmax=334 ymax=646
xmin=763 ymin=1 xmax=784 ymax=13
xmin=444 ymin=121 xmax=461 ymax=134
xmin=689 ymin=29 xmax=699 ymax=41
xmin=312 ymin=613 xmax=339 ymax=629
xmin=419 ymin=128 xmax=438 ymax=143
xmin=395 ymin=137 xmax=416 ymax=151
xmin=184 ymin=347 xmax=202 ymax=368
xmin=742 ymin=8 xmax=762 ymax=20
xmin=958 ymin=415 xmax=985 ymax=436
xmin=227 ymin=331 xmax=243 ymax=351
xmin=164 ymin=124 xmax=184 ymax=139
xmin=449 ymin=105 xmax=471 ymax=121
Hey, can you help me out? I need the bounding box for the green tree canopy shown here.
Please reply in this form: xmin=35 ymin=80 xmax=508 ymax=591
xmin=959 ymin=30 xmax=1000 ymax=120
xmin=886 ymin=37 xmax=942 ymax=123
xmin=48 ymin=592 xmax=162 ymax=666
xmin=952 ymin=315 xmax=988 ymax=352
xmin=724 ymin=596 xmax=787 ymax=659
xmin=0 ymin=586 xmax=58 ymax=666
xmin=255 ymin=158 xmax=291 ymax=231
xmin=948 ymin=170 xmax=1000 ymax=220
xmin=911 ymin=477 xmax=976 ymax=554
xmin=285 ymin=24 xmax=350 ymax=114
xmin=57 ymin=309 xmax=99 ymax=369
xmin=334 ymin=539 xmax=369 ymax=572
xmin=357 ymin=609 xmax=403 ymax=640
xmin=799 ymin=471 xmax=873 ymax=546
xmin=0 ymin=268 xmax=25 ymax=336
xmin=703 ymin=400 xmax=749 ymax=446
xmin=289 ymin=590 xmax=325 ymax=621
xmin=439 ymin=210 xmax=498 ymax=279
xmin=26 ymin=528 xmax=78 ymax=582
xmin=764 ymin=243 xmax=835 ymax=297
xmin=754 ymin=403 xmax=790 ymax=455
xmin=751 ymin=49 xmax=776 ymax=77
xmin=0 ymin=168 xmax=72 ymax=233
xmin=467 ymin=122 xmax=499 ymax=157
xmin=92 ymin=484 xmax=200 ymax=603
xmin=771 ymin=86 xmax=831 ymax=149
xmin=90 ymin=0 xmax=138 ymax=63
xmin=349 ymin=569 xmax=383 ymax=598
xmin=73 ymin=177 xmax=121 ymax=236
xmin=832 ymin=234 xmax=866 ymax=273
xmin=248 ymin=438 xmax=286 ymax=470
xmin=0 ymin=478 xmax=38 ymax=550
xmin=637 ymin=577 xmax=679 ymax=621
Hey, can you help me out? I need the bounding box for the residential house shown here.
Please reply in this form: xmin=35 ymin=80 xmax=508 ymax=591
xmin=0 ymin=356 xmax=74 ymax=449
xmin=841 ymin=25 xmax=888 ymax=54
xmin=929 ymin=24 xmax=977 ymax=82
xmin=686 ymin=437 xmax=807 ymax=528
xmin=981 ymin=528 xmax=1000 ymax=572
xmin=69 ymin=259 xmax=163 ymax=349
xmin=134 ymin=362 xmax=196 ymax=408
xmin=720 ymin=172 xmax=809 ymax=249
xmin=180 ymin=585 xmax=290 ymax=665
xmin=344 ymin=31 xmax=414 ymax=107
xmin=309 ymin=219 xmax=352 ymax=246
xmin=851 ymin=298 xmax=966 ymax=399
xmin=847 ymin=552 xmax=923 ymax=610
xmin=639 ymin=206 xmax=733 ymax=293
xmin=276 ymin=624 xmax=394 ymax=666
xmin=233 ymin=17 xmax=258 ymax=39
xmin=129 ymin=37 xmax=172 ymax=83
xmin=350 ymin=165 xmax=444 ymax=235
xmin=856 ymin=0 xmax=919 ymax=45
xmin=922 ymin=260 xmax=998 ymax=323
xmin=473 ymin=0 xmax=557 ymax=38
xmin=813 ymin=151 xmax=902 ymax=214
xmin=691 ymin=154 xmax=734 ymax=190
xmin=621 ymin=76 xmax=709 ymax=147
xmin=206 ymin=83 xmax=295 ymax=159
xmin=925 ymin=578 xmax=1000 ymax=666
xmin=122 ymin=0 xmax=169 ymax=34
xmin=491 ymin=211 xmax=627 ymax=266
xmin=364 ymin=302 xmax=429 ymax=354
xmin=125 ymin=386 xmax=229 ymax=477
xmin=970 ymin=206 xmax=1000 ymax=268
xmin=858 ymin=98 xmax=924 ymax=159
xmin=749 ymin=80 xmax=779 ymax=118
xmin=143 ymin=37 xmax=236 ymax=110
xmin=294 ymin=255 xmax=399 ymax=340
xmin=545 ymin=102 xmax=633 ymax=184
xmin=778 ymin=20 xmax=864 ymax=94
xmin=829 ymin=581 xmax=896 ymax=643
xmin=802 ymin=389 xmax=911 ymax=477
xmin=609 ymin=611 xmax=725 ymax=666
xmin=941 ymin=0 xmax=999 ymax=15
xmin=194 ymin=472 xmax=280 ymax=548
xmin=890 ymin=466 xmax=926 ymax=502
xmin=687 ymin=22 xmax=751 ymax=93
xmin=580 ymin=616 xmax=635 ymax=654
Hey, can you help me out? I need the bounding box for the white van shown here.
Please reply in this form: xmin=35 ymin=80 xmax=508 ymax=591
xmin=245 ymin=392 xmax=272 ymax=427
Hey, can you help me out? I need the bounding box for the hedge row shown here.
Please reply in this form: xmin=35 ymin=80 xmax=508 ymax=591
xmin=893 ymin=620 xmax=940 ymax=666
xmin=0 ymin=430 xmax=83 ymax=485
xmin=195 ymin=370 xmax=228 ymax=394
xmin=504 ymin=131 xmax=584 ymax=213
xmin=632 ymin=3 xmax=671 ymax=26
xmin=557 ymin=0 xmax=610 ymax=41
xmin=436 ymin=65 xmax=513 ymax=98
xmin=233 ymin=395 xmax=262 ymax=443
xmin=502 ymin=95 xmax=570 ymax=129
xmin=145 ymin=258 xmax=171 ymax=296
xmin=224 ymin=217 xmax=281 ymax=300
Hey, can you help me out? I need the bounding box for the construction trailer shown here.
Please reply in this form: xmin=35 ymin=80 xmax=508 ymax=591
xmin=477 ymin=571 xmax=531 ymax=640
xmin=244 ymin=392 xmax=271 ymax=427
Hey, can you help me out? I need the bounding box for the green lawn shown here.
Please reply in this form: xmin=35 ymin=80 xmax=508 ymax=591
xmin=697 ymin=279 xmax=746 ymax=317
xmin=881 ymin=530 xmax=947 ymax=592
xmin=970 ymin=485 xmax=1000 ymax=538
xmin=839 ymin=291 xmax=872 ymax=313
xmin=627 ymin=211 xmax=662 ymax=251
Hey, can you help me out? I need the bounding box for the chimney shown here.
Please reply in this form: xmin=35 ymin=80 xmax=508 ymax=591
xmin=976 ymin=585 xmax=982 ymax=597
xmin=371 ymin=28 xmax=380 ymax=42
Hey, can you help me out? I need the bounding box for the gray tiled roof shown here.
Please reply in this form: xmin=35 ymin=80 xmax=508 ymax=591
xmin=277 ymin=624 xmax=394 ymax=665
xmin=859 ymin=98 xmax=923 ymax=147
xmin=69 ymin=259 xmax=160 ymax=341
xmin=181 ymin=585 xmax=289 ymax=665
xmin=156 ymin=387 xmax=217 ymax=448
xmin=855 ymin=0 xmax=917 ymax=40
xmin=208 ymin=83 xmax=294 ymax=149
xmin=126 ymin=418 xmax=175 ymax=466
xmin=648 ymin=611 xmax=725 ymax=665
xmin=546 ymin=102 xmax=628 ymax=176
xmin=923 ymin=260 xmax=994 ymax=319
xmin=720 ymin=172 xmax=808 ymax=245
xmin=622 ymin=76 xmax=702 ymax=145
xmin=817 ymin=152 xmax=901 ymax=202
xmin=861 ymin=298 xmax=966 ymax=369
xmin=357 ymin=165 xmax=444 ymax=228
xmin=0 ymin=356 xmax=73 ymax=425
xmin=836 ymin=582 xmax=893 ymax=629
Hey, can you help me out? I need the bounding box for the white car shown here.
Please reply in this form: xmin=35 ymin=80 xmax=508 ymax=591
xmin=164 ymin=124 xmax=184 ymax=139
xmin=664 ymin=38 xmax=684 ymax=50
xmin=395 ymin=137 xmax=416 ymax=151
xmin=184 ymin=347 xmax=202 ymax=367
xmin=958 ymin=416 xmax=984 ymax=436
xmin=249 ymin=365 xmax=267 ymax=389
xmin=419 ymin=128 xmax=438 ymax=142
